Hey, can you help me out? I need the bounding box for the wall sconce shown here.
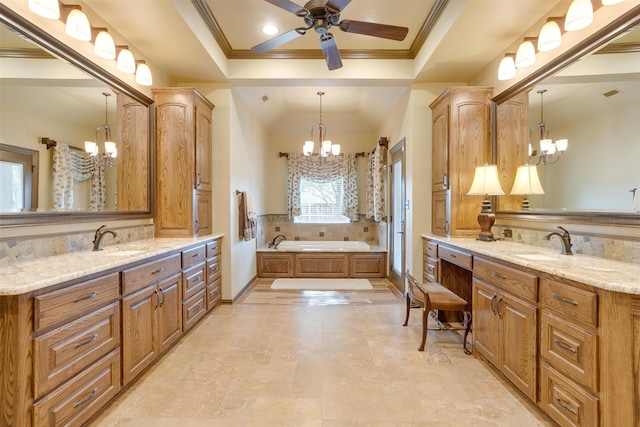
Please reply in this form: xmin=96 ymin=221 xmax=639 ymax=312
xmin=510 ymin=164 xmax=545 ymax=210
xmin=529 ymin=89 xmax=568 ymax=165
xmin=84 ymin=92 xmax=117 ymax=166
xmin=92 ymin=28 xmax=116 ymax=60
xmin=564 ymin=0 xmax=594 ymax=32
xmin=303 ymin=92 xmax=340 ymax=157
xmin=28 ymin=0 xmax=60 ymax=19
xmin=135 ymin=60 xmax=153 ymax=86
xmin=116 ymin=46 xmax=136 ymax=74
xmin=498 ymin=55 xmax=516 ymax=81
xmin=467 ymin=163 xmax=505 ymax=241
xmin=61 ymin=5 xmax=91 ymax=41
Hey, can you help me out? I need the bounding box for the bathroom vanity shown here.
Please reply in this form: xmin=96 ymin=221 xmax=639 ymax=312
xmin=422 ymin=235 xmax=640 ymax=427
xmin=0 ymin=235 xmax=223 ymax=427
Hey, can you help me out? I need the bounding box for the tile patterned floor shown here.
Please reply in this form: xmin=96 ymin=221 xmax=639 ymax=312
xmin=90 ymin=278 xmax=553 ymax=426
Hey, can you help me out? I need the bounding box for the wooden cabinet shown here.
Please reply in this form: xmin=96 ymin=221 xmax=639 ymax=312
xmin=472 ymin=257 xmax=538 ymax=401
xmin=257 ymin=253 xmax=294 ymax=277
xmin=153 ymin=87 xmax=214 ymax=237
xmin=206 ymin=239 xmax=222 ymax=311
xmin=181 ymin=244 xmax=207 ymax=330
xmin=122 ymin=254 xmax=182 ymax=384
xmin=257 ymin=251 xmax=386 ymax=278
xmin=429 ymin=87 xmax=493 ymax=237
xmin=423 ymin=240 xmax=438 ymax=283
xmin=350 ymin=254 xmax=386 ymax=278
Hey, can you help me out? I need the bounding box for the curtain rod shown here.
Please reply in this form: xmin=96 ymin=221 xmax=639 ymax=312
xmin=41 ymin=137 xmax=85 ymax=152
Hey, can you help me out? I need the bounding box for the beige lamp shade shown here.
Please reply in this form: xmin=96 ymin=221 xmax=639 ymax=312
xmin=28 ymin=0 xmax=60 ymax=19
xmin=510 ymin=164 xmax=545 ymax=195
xmin=65 ymin=9 xmax=91 ymax=41
xmin=564 ymin=0 xmax=593 ymax=32
xmin=467 ymin=164 xmax=505 ymax=196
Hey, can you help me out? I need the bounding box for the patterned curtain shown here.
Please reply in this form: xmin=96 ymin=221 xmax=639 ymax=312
xmin=366 ymin=144 xmax=386 ymax=222
xmin=71 ymin=152 xmax=106 ymax=211
xmin=52 ymin=144 xmax=73 ymax=210
xmin=287 ymin=153 xmax=359 ymax=221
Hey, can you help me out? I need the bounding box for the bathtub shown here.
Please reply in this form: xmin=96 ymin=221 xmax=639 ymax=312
xmin=257 ymin=240 xmax=386 ymax=278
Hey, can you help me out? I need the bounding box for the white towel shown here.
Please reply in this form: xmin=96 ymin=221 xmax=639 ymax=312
xmin=633 ymin=188 xmax=640 ymax=212
xmin=245 ymin=191 xmax=257 ymax=221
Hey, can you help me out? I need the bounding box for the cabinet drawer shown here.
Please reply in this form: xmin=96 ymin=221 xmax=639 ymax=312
xmin=207 ymin=254 xmax=221 ymax=283
xmin=438 ymin=245 xmax=472 ymax=270
xmin=423 ymin=256 xmax=437 ymax=283
xmin=182 ymin=245 xmax=206 ymax=269
xmin=474 ymin=257 xmax=537 ymax=302
xmin=540 ymin=363 xmax=598 ymax=427
xmin=423 ymin=240 xmax=438 ymax=258
xmin=183 ymin=289 xmax=206 ymax=331
xmin=33 ymin=349 xmax=121 ymax=427
xmin=122 ymin=253 xmax=181 ymax=295
xmin=35 ymin=273 xmax=119 ymax=332
xmin=541 ymin=279 xmax=598 ymax=328
xmin=207 ymin=239 xmax=221 ymax=257
xmin=183 ymin=262 xmax=206 ymax=300
xmin=206 ymin=278 xmax=221 ymax=311
xmin=34 ymin=302 xmax=120 ymax=398
xmin=541 ymin=312 xmax=598 ymax=394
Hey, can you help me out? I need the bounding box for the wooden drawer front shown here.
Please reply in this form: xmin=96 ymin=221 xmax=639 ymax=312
xmin=350 ymin=253 xmax=386 ymax=278
xmin=541 ymin=312 xmax=598 ymax=393
xmin=423 ymin=256 xmax=437 ymax=283
xmin=206 ymin=279 xmax=221 ymax=311
xmin=34 ymin=302 xmax=120 ymax=398
xmin=182 ymin=263 xmax=206 ymax=301
xmin=423 ymin=240 xmax=438 ymax=259
xmin=206 ymin=239 xmax=221 ymax=257
xmin=540 ymin=363 xmax=598 ymax=427
xmin=122 ymin=254 xmax=181 ymax=295
xmin=257 ymin=253 xmax=293 ymax=278
xmin=541 ymin=279 xmax=598 ymax=328
xmin=35 ymin=273 xmax=119 ymax=332
xmin=33 ymin=349 xmax=121 ymax=427
xmin=183 ymin=289 xmax=207 ymax=330
xmin=438 ymin=245 xmax=472 ymax=270
xmin=295 ymin=254 xmax=349 ymax=278
xmin=182 ymin=245 xmax=206 ymax=269
xmin=207 ymin=254 xmax=221 ymax=283
xmin=474 ymin=257 xmax=537 ymax=302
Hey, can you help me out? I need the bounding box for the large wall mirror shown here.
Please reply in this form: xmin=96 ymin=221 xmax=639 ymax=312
xmin=0 ymin=6 xmax=153 ymax=225
xmin=494 ymin=6 xmax=640 ymax=226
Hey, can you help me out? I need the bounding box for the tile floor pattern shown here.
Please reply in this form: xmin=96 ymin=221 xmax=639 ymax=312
xmin=91 ymin=278 xmax=553 ymax=426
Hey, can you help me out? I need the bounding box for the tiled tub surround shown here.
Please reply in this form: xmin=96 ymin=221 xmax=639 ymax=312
xmin=0 ymin=234 xmax=223 ymax=295
xmin=494 ymin=225 xmax=640 ymax=265
xmin=0 ymin=224 xmax=155 ymax=267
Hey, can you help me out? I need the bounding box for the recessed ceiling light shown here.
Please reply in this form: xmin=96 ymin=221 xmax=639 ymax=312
xmin=262 ymin=24 xmax=278 ymax=35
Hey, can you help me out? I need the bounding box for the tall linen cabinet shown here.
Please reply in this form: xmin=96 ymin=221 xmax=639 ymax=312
xmin=153 ymin=88 xmax=214 ymax=237
xmin=429 ymin=87 xmax=493 ymax=237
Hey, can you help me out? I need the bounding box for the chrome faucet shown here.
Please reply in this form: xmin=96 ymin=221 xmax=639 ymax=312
xmin=268 ymin=234 xmax=287 ymax=249
xmin=544 ymin=226 xmax=573 ymax=255
xmin=92 ymin=224 xmax=119 ymax=251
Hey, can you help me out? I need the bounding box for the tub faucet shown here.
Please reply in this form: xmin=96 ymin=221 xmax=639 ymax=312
xmin=93 ymin=225 xmax=119 ymax=251
xmin=544 ymin=226 xmax=573 ymax=255
xmin=269 ymin=234 xmax=287 ymax=249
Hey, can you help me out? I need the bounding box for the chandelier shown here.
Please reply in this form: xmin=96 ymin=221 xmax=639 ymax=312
xmin=84 ymin=92 xmax=117 ymax=166
xmin=529 ymin=89 xmax=568 ymax=166
xmin=303 ymin=91 xmax=340 ymax=157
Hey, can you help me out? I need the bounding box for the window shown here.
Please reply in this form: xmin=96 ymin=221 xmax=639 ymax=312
xmin=294 ymin=176 xmax=349 ymax=224
xmin=0 ymin=145 xmax=38 ymax=212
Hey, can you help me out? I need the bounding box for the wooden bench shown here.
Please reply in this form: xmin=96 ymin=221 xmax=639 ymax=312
xmin=402 ymin=272 xmax=472 ymax=354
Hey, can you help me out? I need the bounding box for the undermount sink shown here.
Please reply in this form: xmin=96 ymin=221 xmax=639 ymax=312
xmin=512 ymin=253 xmax=559 ymax=262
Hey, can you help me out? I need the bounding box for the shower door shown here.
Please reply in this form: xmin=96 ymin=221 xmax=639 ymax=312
xmin=389 ymin=141 xmax=405 ymax=293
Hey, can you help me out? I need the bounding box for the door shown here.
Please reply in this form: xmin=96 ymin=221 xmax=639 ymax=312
xmin=472 ymin=280 xmax=499 ymax=365
xmin=122 ymin=285 xmax=158 ymax=385
xmin=388 ymin=140 xmax=406 ymax=293
xmin=157 ymin=273 xmax=183 ymax=352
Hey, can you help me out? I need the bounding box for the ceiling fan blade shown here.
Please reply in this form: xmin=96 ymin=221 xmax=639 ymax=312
xmin=251 ymin=29 xmax=305 ymax=53
xmin=339 ymin=20 xmax=409 ymax=41
xmin=327 ymin=0 xmax=352 ymax=12
xmin=264 ymin=0 xmax=306 ymax=15
xmin=319 ymin=33 xmax=343 ymax=70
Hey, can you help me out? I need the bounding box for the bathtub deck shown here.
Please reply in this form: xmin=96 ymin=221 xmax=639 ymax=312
xmin=257 ymin=250 xmax=387 ymax=278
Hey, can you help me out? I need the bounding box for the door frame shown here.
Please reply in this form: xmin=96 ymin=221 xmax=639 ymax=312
xmin=388 ymin=138 xmax=406 ymax=293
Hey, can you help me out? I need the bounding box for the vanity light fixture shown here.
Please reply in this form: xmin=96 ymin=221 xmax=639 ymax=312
xmin=63 ymin=6 xmax=91 ymax=41
xmin=28 ymin=0 xmax=60 ymax=19
xmin=510 ymin=164 xmax=545 ymax=210
xmin=303 ymin=92 xmax=340 ymax=157
xmin=497 ymin=55 xmax=516 ymax=80
xmin=515 ymin=39 xmax=536 ymax=68
xmin=467 ymin=163 xmax=505 ymax=241
xmin=116 ymin=46 xmax=136 ymax=74
xmin=529 ymin=89 xmax=568 ymax=166
xmin=135 ymin=61 xmax=153 ymax=86
xmin=85 ymin=92 xmax=117 ymax=166
xmin=564 ymin=0 xmax=594 ymax=32
xmin=92 ymin=28 xmax=116 ymax=60
xmin=537 ymin=18 xmax=563 ymax=52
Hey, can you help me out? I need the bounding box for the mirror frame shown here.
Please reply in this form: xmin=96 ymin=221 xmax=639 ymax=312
xmin=0 ymin=5 xmax=155 ymax=226
xmin=491 ymin=5 xmax=640 ymax=227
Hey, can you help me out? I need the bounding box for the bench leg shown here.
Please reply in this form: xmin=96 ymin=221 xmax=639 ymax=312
xmin=462 ymin=310 xmax=472 ymax=355
xmin=402 ymin=293 xmax=411 ymax=326
xmin=418 ymin=306 xmax=429 ymax=351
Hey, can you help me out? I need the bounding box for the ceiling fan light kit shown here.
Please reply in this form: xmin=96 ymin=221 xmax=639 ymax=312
xmin=253 ymin=0 xmax=409 ymax=70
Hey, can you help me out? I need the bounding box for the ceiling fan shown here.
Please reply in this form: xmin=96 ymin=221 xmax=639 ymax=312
xmin=251 ymin=0 xmax=409 ymax=70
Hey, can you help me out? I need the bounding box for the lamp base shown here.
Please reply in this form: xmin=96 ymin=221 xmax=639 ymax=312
xmin=476 ymin=211 xmax=497 ymax=242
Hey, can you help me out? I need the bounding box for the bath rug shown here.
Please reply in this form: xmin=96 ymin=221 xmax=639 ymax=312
xmin=271 ymin=278 xmax=372 ymax=291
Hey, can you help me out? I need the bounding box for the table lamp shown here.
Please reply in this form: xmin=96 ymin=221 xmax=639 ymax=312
xmin=467 ymin=163 xmax=505 ymax=241
xmin=510 ymin=164 xmax=545 ymax=210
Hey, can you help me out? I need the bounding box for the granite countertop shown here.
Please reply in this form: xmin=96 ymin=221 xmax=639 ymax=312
xmin=422 ymin=234 xmax=640 ymax=295
xmin=0 ymin=234 xmax=223 ymax=296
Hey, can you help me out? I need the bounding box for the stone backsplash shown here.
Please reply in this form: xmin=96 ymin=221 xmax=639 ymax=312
xmin=494 ymin=225 xmax=640 ymax=265
xmin=0 ymin=224 xmax=155 ymax=267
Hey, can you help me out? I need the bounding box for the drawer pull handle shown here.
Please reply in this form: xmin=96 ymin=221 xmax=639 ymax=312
xmin=154 ymin=290 xmax=159 ymax=310
xmin=73 ymin=387 xmax=98 ymax=408
xmin=552 ymin=294 xmax=579 ymax=306
xmin=73 ymin=291 xmax=97 ymax=303
xmin=73 ymin=334 xmax=98 ymax=349
xmin=553 ymin=339 xmax=577 ymax=353
xmin=426 ymin=265 xmax=434 ymax=273
xmin=496 ymin=295 xmax=503 ymax=318
xmin=449 ymin=253 xmax=457 ymax=258
xmin=490 ymin=294 xmax=497 ymax=315
xmin=491 ymin=271 xmax=507 ymax=280
xmin=554 ymin=395 xmax=578 ymax=416
xmin=158 ymin=287 xmax=165 ymax=306
xmin=151 ymin=266 xmax=165 ymax=275
xmin=192 ymin=253 xmax=200 ymax=258
xmin=193 ymin=305 xmax=202 ymax=313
